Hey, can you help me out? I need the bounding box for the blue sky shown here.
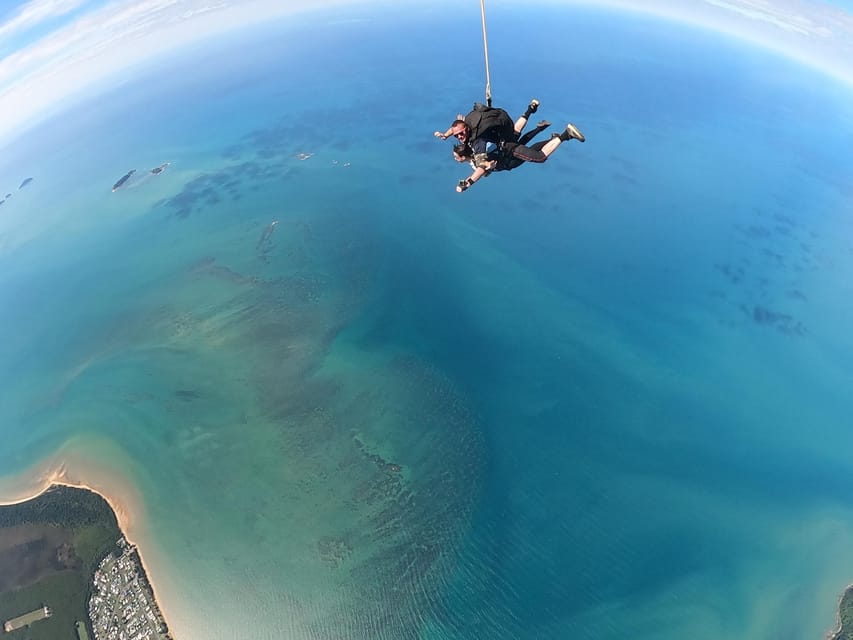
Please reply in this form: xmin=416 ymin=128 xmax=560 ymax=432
xmin=0 ymin=0 xmax=851 ymax=145
xmin=0 ymin=1 xmax=107 ymax=58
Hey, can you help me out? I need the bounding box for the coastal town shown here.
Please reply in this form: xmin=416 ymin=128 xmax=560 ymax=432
xmin=88 ymin=538 xmax=172 ymax=640
xmin=0 ymin=486 xmax=175 ymax=640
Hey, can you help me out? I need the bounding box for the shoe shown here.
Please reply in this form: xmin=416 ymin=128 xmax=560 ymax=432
xmin=565 ymin=123 xmax=585 ymax=142
xmin=527 ymin=99 xmax=539 ymax=114
xmin=536 ymin=120 xmax=551 ymax=128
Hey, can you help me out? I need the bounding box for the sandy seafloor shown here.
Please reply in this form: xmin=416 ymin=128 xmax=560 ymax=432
xmin=1 ymin=4 xmax=853 ymax=639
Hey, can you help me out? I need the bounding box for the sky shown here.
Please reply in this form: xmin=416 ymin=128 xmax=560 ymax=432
xmin=0 ymin=0 xmax=852 ymax=145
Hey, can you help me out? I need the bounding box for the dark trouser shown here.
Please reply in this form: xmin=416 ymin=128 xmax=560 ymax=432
xmin=518 ymin=122 xmax=550 ymax=146
xmin=496 ymin=140 xmax=550 ymax=171
xmin=511 ymin=140 xmax=549 ymax=163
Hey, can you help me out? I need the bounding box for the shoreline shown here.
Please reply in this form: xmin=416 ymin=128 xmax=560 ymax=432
xmin=0 ymin=466 xmax=138 ymax=539
xmin=0 ymin=446 xmax=184 ymax=639
xmin=827 ymin=582 xmax=853 ymax=640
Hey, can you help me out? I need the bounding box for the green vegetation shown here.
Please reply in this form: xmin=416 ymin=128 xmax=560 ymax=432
xmin=0 ymin=484 xmax=117 ymax=529
xmin=0 ymin=573 xmax=85 ymax=639
xmin=0 ymin=486 xmax=121 ymax=640
xmin=72 ymin=522 xmax=121 ymax=575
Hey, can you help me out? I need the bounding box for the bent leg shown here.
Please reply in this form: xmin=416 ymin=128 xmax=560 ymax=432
xmin=518 ymin=121 xmax=550 ymax=146
xmin=510 ymin=140 xmax=551 ymax=163
xmin=513 ymin=99 xmax=540 ymax=136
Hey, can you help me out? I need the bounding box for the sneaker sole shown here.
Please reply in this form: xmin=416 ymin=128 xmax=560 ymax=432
xmin=566 ymin=123 xmax=585 ymax=143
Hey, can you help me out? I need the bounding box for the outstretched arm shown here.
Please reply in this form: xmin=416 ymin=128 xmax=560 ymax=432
xmin=435 ymin=114 xmax=466 ymax=140
xmin=456 ymin=166 xmax=489 ymax=193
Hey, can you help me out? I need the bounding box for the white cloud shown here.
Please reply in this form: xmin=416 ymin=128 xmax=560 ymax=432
xmin=0 ymin=0 xmax=90 ymax=40
xmin=0 ymin=0 xmax=852 ymax=147
xmin=536 ymin=0 xmax=853 ymax=86
xmin=704 ymin=0 xmax=814 ymax=35
xmin=0 ymin=0 xmax=371 ymax=145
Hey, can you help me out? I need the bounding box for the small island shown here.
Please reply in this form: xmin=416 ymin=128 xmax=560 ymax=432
xmin=0 ymin=485 xmax=173 ymax=640
xmin=111 ymin=170 xmax=136 ymax=192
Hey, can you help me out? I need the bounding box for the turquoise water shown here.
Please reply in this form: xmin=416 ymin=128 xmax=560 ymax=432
xmin=1 ymin=4 xmax=853 ymax=639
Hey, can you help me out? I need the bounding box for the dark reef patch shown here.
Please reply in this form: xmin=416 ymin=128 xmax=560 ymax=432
xmin=746 ymin=305 xmax=806 ymax=336
xmin=186 ymin=255 xmax=257 ymax=286
xmin=174 ymin=389 xmax=201 ymax=401
xmin=255 ymin=220 xmax=279 ymax=263
xmin=612 ymin=171 xmax=638 ymax=186
xmin=734 ymin=223 xmax=772 ymax=240
xmin=200 ymin=205 xmax=487 ymax=638
xmin=714 ymin=262 xmax=745 ymax=285
xmin=154 ymin=160 xmax=289 ymax=219
xmin=715 ymin=199 xmax=835 ymax=334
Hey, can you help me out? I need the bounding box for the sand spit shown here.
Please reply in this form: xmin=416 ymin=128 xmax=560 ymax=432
xmin=0 ymin=441 xmax=194 ymax=639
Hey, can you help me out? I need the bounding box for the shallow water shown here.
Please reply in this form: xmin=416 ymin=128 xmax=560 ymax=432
xmin=1 ymin=5 xmax=853 ymax=639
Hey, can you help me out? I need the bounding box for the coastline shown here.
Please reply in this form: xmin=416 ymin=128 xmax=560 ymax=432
xmin=828 ymin=583 xmax=853 ymax=640
xmin=0 ymin=464 xmax=140 ymax=539
xmin=0 ymin=440 xmax=185 ymax=639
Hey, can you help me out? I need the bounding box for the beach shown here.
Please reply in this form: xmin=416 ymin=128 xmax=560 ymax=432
xmin=0 ymin=5 xmax=852 ymax=638
xmin=0 ymin=436 xmax=193 ymax=639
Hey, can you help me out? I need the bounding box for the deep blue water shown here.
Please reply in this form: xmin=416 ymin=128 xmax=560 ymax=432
xmin=1 ymin=4 xmax=853 ymax=639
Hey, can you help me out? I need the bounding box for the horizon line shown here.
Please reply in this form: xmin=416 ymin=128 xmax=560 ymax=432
xmin=0 ymin=0 xmax=851 ymax=147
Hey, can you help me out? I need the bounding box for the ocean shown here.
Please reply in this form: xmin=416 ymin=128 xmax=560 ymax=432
xmin=1 ymin=3 xmax=853 ymax=639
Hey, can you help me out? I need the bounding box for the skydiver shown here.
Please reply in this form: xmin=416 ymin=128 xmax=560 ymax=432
xmin=434 ymin=99 xmax=543 ymax=161
xmin=452 ymin=123 xmax=585 ymax=193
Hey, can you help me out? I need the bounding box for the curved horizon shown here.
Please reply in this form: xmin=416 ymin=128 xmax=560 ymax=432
xmin=0 ymin=5 xmax=852 ymax=637
xmin=0 ymin=0 xmax=851 ymax=147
